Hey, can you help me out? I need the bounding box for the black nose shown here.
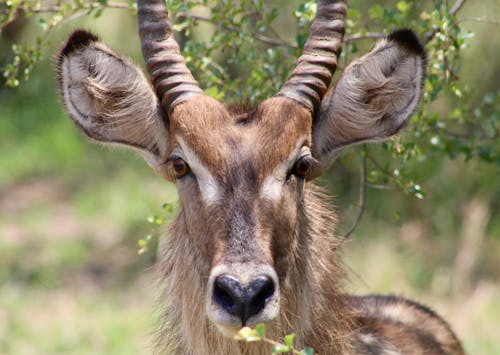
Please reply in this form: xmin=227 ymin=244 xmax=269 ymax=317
xmin=213 ymin=274 xmax=275 ymax=325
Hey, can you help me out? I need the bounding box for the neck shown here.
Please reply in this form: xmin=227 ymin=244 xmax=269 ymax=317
xmin=154 ymin=184 xmax=354 ymax=354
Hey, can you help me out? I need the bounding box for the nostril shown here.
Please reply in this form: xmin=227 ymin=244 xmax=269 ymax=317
xmin=213 ymin=275 xmax=243 ymax=317
xmin=212 ymin=274 xmax=276 ymax=325
xmin=246 ymin=276 xmax=275 ymax=320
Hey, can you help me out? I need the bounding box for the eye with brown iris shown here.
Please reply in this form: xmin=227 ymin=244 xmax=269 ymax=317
xmin=172 ymin=157 xmax=190 ymax=178
xmin=290 ymin=156 xmax=311 ymax=179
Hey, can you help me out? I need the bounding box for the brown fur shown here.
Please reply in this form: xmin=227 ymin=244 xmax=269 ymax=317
xmin=155 ymin=185 xmax=354 ymax=354
xmin=167 ymin=96 xmax=312 ymax=183
xmin=351 ymin=295 xmax=465 ymax=354
xmin=57 ymin=26 xmax=464 ymax=355
xmin=154 ymin=180 xmax=464 ymax=354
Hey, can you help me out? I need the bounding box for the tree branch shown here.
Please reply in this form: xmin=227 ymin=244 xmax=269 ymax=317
xmin=0 ymin=1 xmax=133 ymax=30
xmin=457 ymin=17 xmax=500 ymax=26
xmin=450 ymin=0 xmax=466 ymax=15
xmin=1 ymin=2 xmax=295 ymax=48
xmin=343 ymin=155 xmax=367 ymax=239
xmin=29 ymin=1 xmax=132 ymax=13
xmin=254 ymin=33 xmax=296 ymax=47
xmin=343 ymin=32 xmax=385 ymax=43
xmin=177 ymin=12 xmax=296 ymax=48
xmin=367 ymin=183 xmax=396 ymax=190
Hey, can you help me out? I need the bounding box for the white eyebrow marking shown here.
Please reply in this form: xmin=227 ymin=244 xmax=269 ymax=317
xmin=260 ymin=136 xmax=308 ymax=201
xmin=176 ymin=136 xmax=222 ymax=205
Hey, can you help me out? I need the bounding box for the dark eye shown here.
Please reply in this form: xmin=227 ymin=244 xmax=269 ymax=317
xmin=290 ymin=156 xmax=312 ymax=179
xmin=172 ymin=157 xmax=190 ymax=178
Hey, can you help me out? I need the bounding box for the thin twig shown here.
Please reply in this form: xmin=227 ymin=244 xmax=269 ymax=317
xmin=254 ymin=33 xmax=296 ymax=47
xmin=457 ymin=17 xmax=500 ymax=26
xmin=267 ymin=23 xmax=291 ymax=46
xmin=343 ymin=31 xmax=385 ymax=42
xmin=29 ymin=2 xmax=132 ymax=13
xmin=450 ymin=0 xmax=466 ymax=15
xmin=367 ymin=183 xmax=396 ymax=190
xmin=0 ymin=1 xmax=132 ymax=30
xmin=343 ymin=155 xmax=367 ymax=239
xmin=176 ymin=12 xmax=296 ymax=48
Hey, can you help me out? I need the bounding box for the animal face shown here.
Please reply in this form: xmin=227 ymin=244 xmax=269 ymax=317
xmin=165 ymin=96 xmax=314 ymax=331
xmin=57 ymin=0 xmax=425 ymax=336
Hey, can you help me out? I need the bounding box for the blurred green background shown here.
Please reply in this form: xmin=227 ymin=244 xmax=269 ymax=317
xmin=0 ymin=1 xmax=499 ymax=354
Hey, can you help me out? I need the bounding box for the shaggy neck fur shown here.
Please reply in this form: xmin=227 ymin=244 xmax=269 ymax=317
xmin=154 ymin=184 xmax=355 ymax=354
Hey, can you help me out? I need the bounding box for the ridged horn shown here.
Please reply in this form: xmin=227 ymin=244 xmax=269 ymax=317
xmin=137 ymin=0 xmax=203 ymax=112
xmin=277 ymin=0 xmax=347 ymax=112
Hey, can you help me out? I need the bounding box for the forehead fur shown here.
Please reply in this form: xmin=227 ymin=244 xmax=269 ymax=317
xmin=169 ymin=96 xmax=312 ymax=181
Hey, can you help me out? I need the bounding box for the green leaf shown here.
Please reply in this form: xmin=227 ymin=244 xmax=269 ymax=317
xmin=271 ymin=344 xmax=290 ymax=353
xmin=162 ymin=203 xmax=173 ymax=213
xmin=235 ymin=327 xmax=261 ymax=342
xmin=347 ymin=8 xmax=361 ymax=21
xmin=204 ymin=86 xmax=224 ymax=100
xmin=284 ymin=333 xmax=295 ymax=347
xmin=396 ymin=1 xmax=412 ymax=14
xmin=411 ymin=184 xmax=425 ymax=199
xmin=368 ymin=5 xmax=384 ymax=20
xmin=255 ymin=323 xmax=266 ymax=337
xmin=38 ymin=18 xmax=48 ymax=31
xmin=300 ymin=347 xmax=314 ymax=355
xmin=147 ymin=215 xmax=163 ymax=225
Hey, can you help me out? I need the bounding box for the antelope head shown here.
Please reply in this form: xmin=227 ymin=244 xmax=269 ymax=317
xmin=57 ymin=0 xmax=425 ymax=337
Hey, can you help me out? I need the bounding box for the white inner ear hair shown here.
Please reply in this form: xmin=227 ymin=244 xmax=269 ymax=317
xmin=61 ymin=43 xmax=169 ymax=169
xmin=314 ymin=37 xmax=425 ymax=165
xmin=260 ymin=136 xmax=307 ymax=202
xmin=350 ymin=39 xmax=424 ymax=131
xmin=176 ymin=136 xmax=222 ymax=205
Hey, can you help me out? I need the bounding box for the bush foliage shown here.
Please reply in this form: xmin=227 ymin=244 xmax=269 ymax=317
xmin=1 ymin=0 xmax=497 ymax=201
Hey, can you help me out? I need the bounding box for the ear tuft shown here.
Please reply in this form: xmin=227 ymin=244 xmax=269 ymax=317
xmin=57 ymin=30 xmax=99 ymax=81
xmin=388 ymin=29 xmax=426 ymax=58
xmin=60 ymin=30 xmax=99 ymax=58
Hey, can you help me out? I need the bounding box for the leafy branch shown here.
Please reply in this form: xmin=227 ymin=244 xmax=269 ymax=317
xmin=137 ymin=202 xmax=175 ymax=256
xmin=0 ymin=1 xmax=136 ymax=87
xmin=235 ymin=324 xmax=314 ymax=355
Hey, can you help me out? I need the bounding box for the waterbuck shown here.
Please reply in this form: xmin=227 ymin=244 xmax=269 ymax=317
xmin=57 ymin=0 xmax=464 ymax=353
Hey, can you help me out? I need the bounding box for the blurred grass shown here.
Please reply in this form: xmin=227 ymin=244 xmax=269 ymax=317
xmin=0 ymin=284 xmax=153 ymax=355
xmin=0 ymin=28 xmax=176 ymax=352
xmin=1 ymin=2 xmax=499 ymax=354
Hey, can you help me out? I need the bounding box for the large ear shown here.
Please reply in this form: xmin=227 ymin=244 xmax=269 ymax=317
xmin=312 ymin=29 xmax=426 ymax=166
xmin=57 ymin=30 xmax=170 ymax=175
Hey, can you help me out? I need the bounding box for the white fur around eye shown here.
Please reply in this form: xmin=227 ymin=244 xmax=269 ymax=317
xmin=260 ymin=137 xmax=308 ymax=202
xmin=176 ymin=136 xmax=222 ymax=205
